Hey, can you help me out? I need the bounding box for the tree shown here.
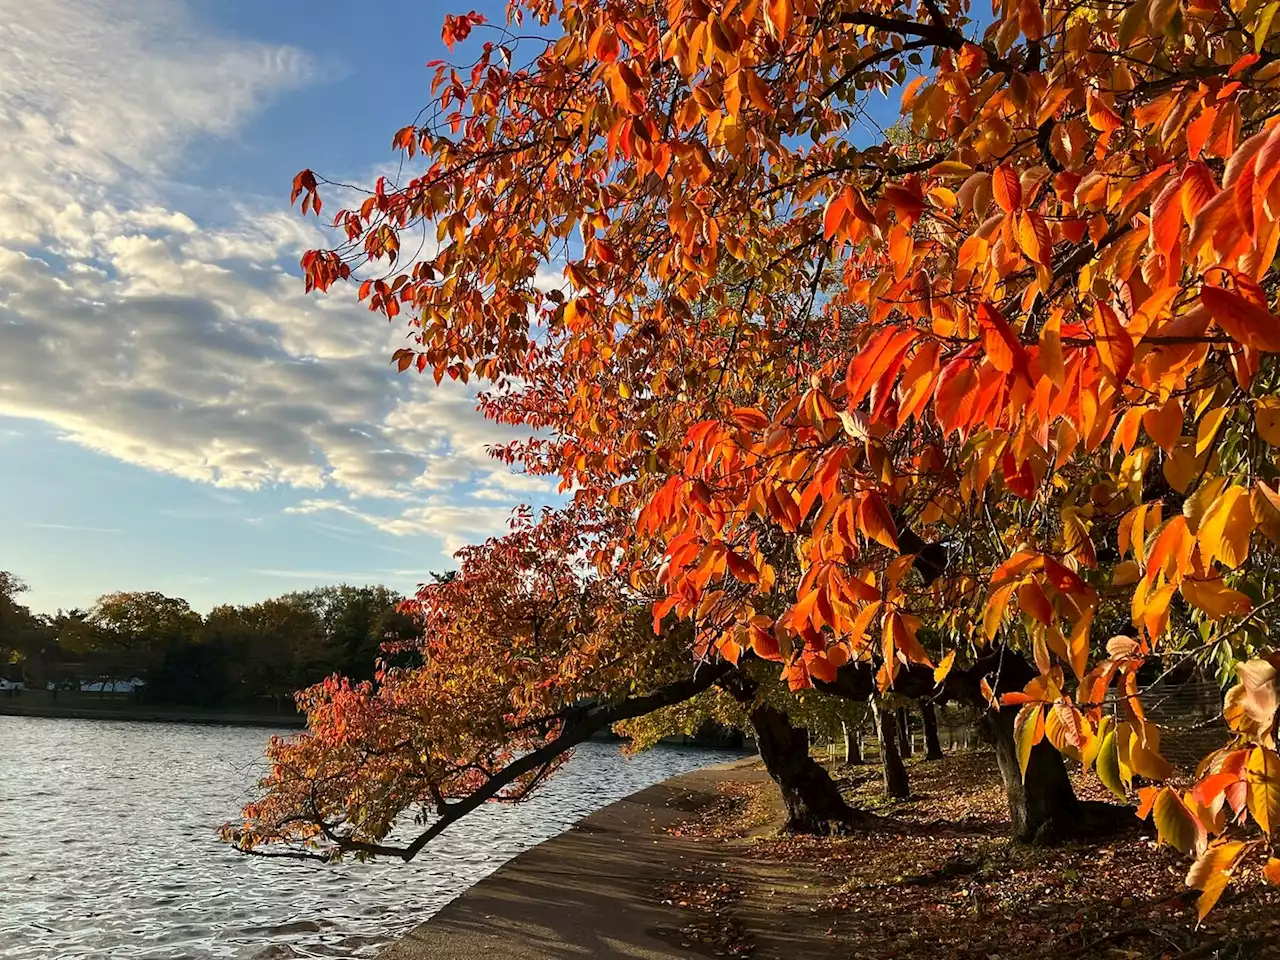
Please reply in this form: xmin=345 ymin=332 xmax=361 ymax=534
xmin=920 ymin=701 xmax=944 ymax=761
xmin=872 ymin=698 xmax=910 ymax=800
xmin=225 ymin=508 xmax=734 ymax=859
xmin=302 ymin=585 xmax=414 ymax=680
xmin=282 ymin=0 xmax=1280 ymax=909
xmin=0 ymin=572 xmax=45 ymax=668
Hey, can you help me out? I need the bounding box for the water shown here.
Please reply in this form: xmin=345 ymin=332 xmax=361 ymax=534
xmin=0 ymin=716 xmax=739 ymax=959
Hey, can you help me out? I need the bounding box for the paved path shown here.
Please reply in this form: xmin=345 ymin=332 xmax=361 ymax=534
xmin=379 ymin=758 xmax=766 ymax=960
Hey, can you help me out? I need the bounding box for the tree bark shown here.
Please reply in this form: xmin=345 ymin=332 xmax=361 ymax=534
xmin=982 ymin=706 xmax=1078 ymax=844
xmin=896 ymin=708 xmax=913 ymax=757
xmin=921 ymin=701 xmax=944 ymax=761
xmin=747 ymin=701 xmax=862 ymax=832
xmin=873 ymin=700 xmax=910 ymax=799
xmin=719 ymin=670 xmax=864 ymax=833
xmin=841 ymin=719 xmax=863 ymax=764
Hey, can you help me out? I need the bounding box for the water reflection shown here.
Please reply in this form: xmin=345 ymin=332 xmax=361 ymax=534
xmin=0 ymin=716 xmax=737 ymax=959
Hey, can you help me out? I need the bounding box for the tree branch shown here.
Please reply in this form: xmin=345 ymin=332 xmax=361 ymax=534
xmin=283 ymin=662 xmax=734 ymax=862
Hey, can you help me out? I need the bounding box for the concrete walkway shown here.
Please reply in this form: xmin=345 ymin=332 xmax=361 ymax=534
xmin=379 ymin=758 xmax=766 ymax=960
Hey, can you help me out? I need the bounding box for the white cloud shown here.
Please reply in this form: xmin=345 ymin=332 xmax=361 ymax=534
xmin=0 ymin=0 xmax=553 ymax=544
xmin=286 ymin=499 xmax=519 ymax=555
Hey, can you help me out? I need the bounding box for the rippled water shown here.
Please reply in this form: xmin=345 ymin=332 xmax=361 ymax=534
xmin=0 ymin=716 xmax=738 ymax=959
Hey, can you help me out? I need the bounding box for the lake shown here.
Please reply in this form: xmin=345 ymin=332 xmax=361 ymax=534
xmin=0 ymin=716 xmax=739 ymax=959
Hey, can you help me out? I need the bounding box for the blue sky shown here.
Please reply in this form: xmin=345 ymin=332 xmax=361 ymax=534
xmin=0 ymin=0 xmax=913 ymax=616
xmin=0 ymin=0 xmax=551 ymax=615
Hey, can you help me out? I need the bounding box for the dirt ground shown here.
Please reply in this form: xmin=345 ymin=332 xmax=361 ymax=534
xmin=662 ymin=750 xmax=1280 ymax=960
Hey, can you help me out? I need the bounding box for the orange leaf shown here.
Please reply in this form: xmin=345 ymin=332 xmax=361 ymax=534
xmin=764 ymin=0 xmax=792 ymax=41
xmin=886 ymin=612 xmax=933 ymax=666
xmin=725 ymin=550 xmax=759 ymax=584
xmin=993 ymin=164 xmax=1022 ymax=212
xmin=857 ymin=493 xmax=900 ymax=551
xmin=977 ymin=302 xmax=1028 ymax=376
xmin=1264 ymin=858 xmax=1280 ymax=885
xmin=1089 ymin=301 xmax=1133 ymax=383
xmin=1150 ymin=177 xmax=1184 ymax=256
xmin=1017 ymin=579 xmax=1054 ymax=624
xmin=1016 ymin=210 xmax=1052 ymax=265
xmin=1186 ymin=840 xmax=1247 ymax=921
xmin=1201 ymin=285 xmax=1280 ymax=352
xmin=823 ymin=188 xmax=851 ymax=241
xmin=1142 ymin=398 xmax=1183 ymax=453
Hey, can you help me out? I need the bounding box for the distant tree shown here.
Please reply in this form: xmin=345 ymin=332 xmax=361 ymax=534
xmin=301 ymin=585 xmax=412 ymax=680
xmin=1 ymin=573 xmax=34 ymax=655
xmin=80 ymin=591 xmax=202 ymax=697
xmin=0 ymin=572 xmax=49 ymax=680
xmin=89 ymin=592 xmax=202 ymax=651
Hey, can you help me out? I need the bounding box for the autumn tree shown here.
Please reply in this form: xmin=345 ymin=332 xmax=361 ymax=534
xmin=229 ymin=506 xmax=875 ymax=852
xmin=225 ymin=508 xmax=732 ymax=859
xmin=281 ymin=0 xmax=1280 ymax=908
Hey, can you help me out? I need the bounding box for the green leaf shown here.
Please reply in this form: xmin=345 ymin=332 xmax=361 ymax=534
xmin=1096 ymin=727 xmax=1127 ymax=800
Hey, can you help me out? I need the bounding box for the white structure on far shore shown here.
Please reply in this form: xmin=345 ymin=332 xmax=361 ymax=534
xmin=75 ymin=678 xmax=146 ymax=693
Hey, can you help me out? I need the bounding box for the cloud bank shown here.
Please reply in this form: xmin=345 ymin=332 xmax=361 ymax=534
xmin=0 ymin=0 xmax=552 ymax=551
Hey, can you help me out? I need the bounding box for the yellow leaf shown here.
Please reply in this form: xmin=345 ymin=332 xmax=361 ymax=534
xmin=1186 ymin=840 xmax=1247 ymax=921
xmin=931 ymin=160 xmax=975 ymax=178
xmin=1183 ymin=475 xmax=1227 ymax=534
xmin=1015 ymin=704 xmax=1045 ymax=780
xmin=1118 ymin=0 xmax=1149 ymax=46
xmin=1198 ymin=486 xmax=1254 ymax=569
xmin=1130 ymin=725 xmax=1176 ymax=780
xmin=1153 ymin=787 xmax=1204 ymax=854
xmin=1196 ymin=406 xmax=1229 ymax=456
xmin=934 ymin=650 xmax=957 ymax=685
xmin=1180 ymin=578 xmax=1252 ymax=619
xmin=1247 ymin=746 xmax=1280 ymax=834
xmin=1068 ymin=613 xmax=1092 ymax=680
xmin=1163 ymin=439 xmax=1209 ymax=493
xmin=1258 ymin=397 xmax=1280 ymax=445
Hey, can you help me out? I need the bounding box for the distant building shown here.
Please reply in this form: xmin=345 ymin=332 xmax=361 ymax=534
xmin=79 ymin=678 xmax=146 ymax=693
xmin=0 ymin=663 xmax=26 ymax=692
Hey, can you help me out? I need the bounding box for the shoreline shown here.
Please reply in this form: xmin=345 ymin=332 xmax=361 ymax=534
xmin=377 ymin=755 xmax=766 ymax=960
xmin=0 ymin=703 xmax=749 ymax=744
xmin=0 ymin=701 xmax=306 ymax=729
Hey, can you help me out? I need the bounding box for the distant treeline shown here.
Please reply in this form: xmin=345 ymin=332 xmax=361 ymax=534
xmin=0 ymin=571 xmax=419 ymax=710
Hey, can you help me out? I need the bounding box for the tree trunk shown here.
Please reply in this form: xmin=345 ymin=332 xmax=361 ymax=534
xmin=921 ymin=701 xmax=944 ymax=761
xmin=747 ymin=701 xmax=861 ymax=833
xmin=873 ymin=700 xmax=910 ymax=799
xmin=982 ymin=706 xmax=1078 ymax=844
xmin=717 ymin=670 xmax=864 ymax=833
xmin=896 ymin=708 xmax=913 ymax=758
xmin=841 ymin=720 xmax=863 ymax=765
